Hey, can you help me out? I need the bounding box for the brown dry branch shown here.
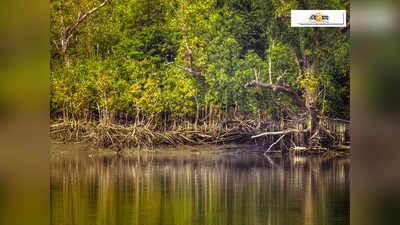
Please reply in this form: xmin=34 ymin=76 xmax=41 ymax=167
xmin=251 ymin=128 xmax=309 ymax=138
xmin=244 ymin=81 xmax=306 ymax=110
xmin=264 ymin=134 xmax=286 ymax=155
xmin=58 ymin=0 xmax=109 ymax=65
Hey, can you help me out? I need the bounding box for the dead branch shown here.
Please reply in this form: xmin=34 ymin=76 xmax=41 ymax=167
xmin=167 ymin=61 xmax=202 ymax=77
xmin=60 ymin=0 xmax=109 ymax=58
xmin=253 ymin=65 xmax=261 ymax=82
xmin=290 ymin=146 xmax=308 ymax=151
xmin=245 ymin=80 xmax=306 ymax=110
xmin=167 ymin=0 xmax=203 ymax=78
xmin=252 ymin=128 xmax=309 ymax=138
xmin=264 ymin=134 xmax=286 ymax=154
xmin=268 ymin=41 xmax=273 ymax=84
xmin=276 ymin=70 xmax=287 ymax=84
xmin=175 ymin=2 xmax=193 ymax=68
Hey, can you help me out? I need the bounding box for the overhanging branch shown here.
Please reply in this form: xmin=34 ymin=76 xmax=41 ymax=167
xmin=252 ymin=127 xmax=310 ymax=138
xmin=61 ymin=0 xmax=109 ymax=55
xmin=167 ymin=62 xmax=202 ymax=77
xmin=245 ymin=80 xmax=306 ymax=110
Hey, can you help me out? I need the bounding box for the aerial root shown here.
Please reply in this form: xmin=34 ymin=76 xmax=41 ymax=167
xmin=264 ymin=134 xmax=286 ymax=155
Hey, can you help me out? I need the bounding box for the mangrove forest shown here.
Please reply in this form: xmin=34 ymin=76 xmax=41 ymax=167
xmin=50 ymin=0 xmax=350 ymax=153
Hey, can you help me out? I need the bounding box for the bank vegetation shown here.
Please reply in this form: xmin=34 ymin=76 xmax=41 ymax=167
xmin=50 ymin=0 xmax=350 ymax=153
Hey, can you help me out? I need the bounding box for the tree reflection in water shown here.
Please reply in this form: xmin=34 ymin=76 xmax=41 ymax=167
xmin=51 ymin=148 xmax=349 ymax=225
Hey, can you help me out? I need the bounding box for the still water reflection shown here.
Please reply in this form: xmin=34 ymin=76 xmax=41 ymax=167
xmin=50 ymin=146 xmax=349 ymax=225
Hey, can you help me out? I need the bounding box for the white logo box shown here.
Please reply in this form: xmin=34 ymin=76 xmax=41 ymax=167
xmin=291 ymin=10 xmax=347 ymax=27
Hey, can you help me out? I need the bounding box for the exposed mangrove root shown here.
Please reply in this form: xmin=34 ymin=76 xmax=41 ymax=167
xmin=251 ymin=118 xmax=350 ymax=154
xmin=50 ymin=117 xmax=350 ymax=153
xmin=50 ymin=120 xmax=250 ymax=150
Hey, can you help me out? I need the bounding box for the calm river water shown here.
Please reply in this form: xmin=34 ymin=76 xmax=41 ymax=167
xmin=50 ymin=145 xmax=349 ymax=225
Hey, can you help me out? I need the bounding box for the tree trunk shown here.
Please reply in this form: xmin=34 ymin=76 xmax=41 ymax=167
xmin=245 ymin=72 xmax=321 ymax=147
xmin=306 ymin=107 xmax=319 ymax=146
xmin=303 ymin=71 xmax=320 ymax=146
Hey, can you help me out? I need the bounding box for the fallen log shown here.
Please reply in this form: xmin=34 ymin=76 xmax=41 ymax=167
xmin=252 ymin=128 xmax=309 ymax=138
xmin=332 ymin=144 xmax=351 ymax=151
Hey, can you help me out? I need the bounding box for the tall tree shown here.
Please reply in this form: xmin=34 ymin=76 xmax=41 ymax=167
xmin=245 ymin=0 xmax=350 ymax=145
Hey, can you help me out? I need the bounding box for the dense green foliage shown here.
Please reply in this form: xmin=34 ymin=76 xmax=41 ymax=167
xmin=50 ymin=0 xmax=350 ymax=123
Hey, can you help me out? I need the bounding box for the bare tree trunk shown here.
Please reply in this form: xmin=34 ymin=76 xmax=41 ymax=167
xmin=195 ymin=96 xmax=199 ymax=129
xmin=268 ymin=39 xmax=274 ymax=84
xmin=166 ymin=0 xmax=204 ymax=79
xmin=303 ymin=67 xmax=321 ymax=145
xmin=59 ymin=0 xmax=109 ymax=66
